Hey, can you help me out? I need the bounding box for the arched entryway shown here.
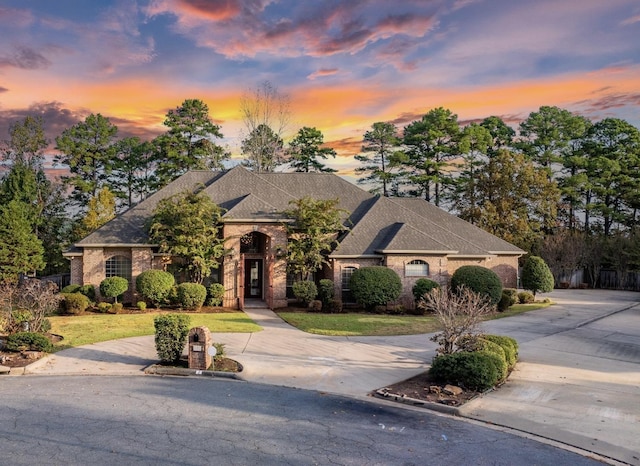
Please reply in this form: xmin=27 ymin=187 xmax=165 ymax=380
xmin=240 ymin=231 xmax=268 ymax=301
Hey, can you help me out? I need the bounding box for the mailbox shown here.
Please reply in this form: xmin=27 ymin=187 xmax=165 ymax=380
xmin=188 ymin=326 xmax=212 ymax=370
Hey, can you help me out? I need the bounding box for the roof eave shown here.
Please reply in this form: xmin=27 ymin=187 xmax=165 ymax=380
xmin=375 ymin=249 xmax=457 ymax=255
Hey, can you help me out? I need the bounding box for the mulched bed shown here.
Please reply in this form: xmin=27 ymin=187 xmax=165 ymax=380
xmin=376 ymin=372 xmax=481 ymax=407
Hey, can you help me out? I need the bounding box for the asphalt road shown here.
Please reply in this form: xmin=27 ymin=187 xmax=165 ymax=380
xmin=0 ymin=376 xmax=603 ymax=466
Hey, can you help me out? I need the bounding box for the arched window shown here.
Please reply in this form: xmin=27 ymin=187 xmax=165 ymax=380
xmin=105 ymin=255 xmax=132 ymax=283
xmin=341 ymin=266 xmax=357 ymax=303
xmin=405 ymin=260 xmax=429 ymax=277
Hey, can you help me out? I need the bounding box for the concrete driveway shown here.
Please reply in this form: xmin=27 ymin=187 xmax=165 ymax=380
xmin=18 ymin=289 xmax=640 ymax=465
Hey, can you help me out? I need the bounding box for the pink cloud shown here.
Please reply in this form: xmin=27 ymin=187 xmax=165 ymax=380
xmin=307 ymin=68 xmax=339 ymax=80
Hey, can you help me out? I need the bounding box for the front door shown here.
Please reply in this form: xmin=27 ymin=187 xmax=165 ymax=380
xmin=244 ymin=259 xmax=263 ymax=299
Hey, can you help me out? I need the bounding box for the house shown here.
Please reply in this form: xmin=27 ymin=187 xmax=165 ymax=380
xmin=65 ymin=166 xmax=524 ymax=309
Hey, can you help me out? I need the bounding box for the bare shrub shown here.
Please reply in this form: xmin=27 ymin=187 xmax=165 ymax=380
xmin=419 ymin=286 xmax=494 ymax=355
xmin=0 ymin=278 xmax=62 ymax=334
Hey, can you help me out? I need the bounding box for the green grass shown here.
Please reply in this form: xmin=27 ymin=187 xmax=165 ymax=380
xmin=491 ymin=301 xmax=552 ymax=319
xmin=277 ymin=312 xmax=442 ymax=336
xmin=278 ymin=301 xmax=553 ymax=336
xmin=49 ymin=312 xmax=261 ymax=350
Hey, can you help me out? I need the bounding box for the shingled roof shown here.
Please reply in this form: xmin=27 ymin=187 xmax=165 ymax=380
xmin=74 ymin=166 xmax=524 ymax=258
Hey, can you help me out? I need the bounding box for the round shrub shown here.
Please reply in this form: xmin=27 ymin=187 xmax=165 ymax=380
xmin=412 ymin=278 xmax=440 ymax=303
xmin=111 ymin=303 xmax=124 ymax=314
xmin=498 ymin=288 xmax=518 ymax=311
xmin=207 ymin=283 xmax=225 ymax=306
xmin=292 ymin=280 xmax=318 ymax=305
xmin=349 ymin=266 xmax=402 ymax=310
xmin=96 ymin=302 xmax=112 ymax=313
xmin=177 ymin=282 xmax=207 ymax=310
xmin=450 ymin=265 xmax=503 ymax=305
xmin=79 ymin=284 xmax=96 ymax=301
xmin=429 ymin=350 xmax=503 ymax=391
xmin=61 ymin=292 xmax=90 ymax=315
xmin=137 ymin=301 xmax=147 ymax=311
xmin=459 ymin=336 xmax=508 ymax=380
xmin=517 ymin=291 xmax=534 ymax=304
xmin=136 ymin=270 xmax=175 ymax=308
xmin=100 ymin=277 xmax=129 ymax=303
xmin=521 ymin=255 xmax=554 ymax=296
xmin=318 ymin=279 xmax=335 ymax=307
xmin=482 ymin=334 xmax=518 ymax=369
xmin=61 ymin=284 xmax=81 ymax=294
xmin=154 ymin=314 xmax=190 ymax=363
xmin=6 ymin=332 xmax=53 ymax=352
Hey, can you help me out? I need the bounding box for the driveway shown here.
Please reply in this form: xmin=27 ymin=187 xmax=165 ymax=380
xmin=19 ymin=289 xmax=640 ymax=465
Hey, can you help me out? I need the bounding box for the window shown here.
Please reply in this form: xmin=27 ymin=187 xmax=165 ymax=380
xmin=341 ymin=266 xmax=357 ymax=303
xmin=405 ymin=260 xmax=429 ymax=277
xmin=105 ymin=255 xmax=132 ymax=283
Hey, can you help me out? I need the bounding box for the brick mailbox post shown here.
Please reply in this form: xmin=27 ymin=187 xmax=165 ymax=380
xmin=188 ymin=326 xmax=212 ymax=370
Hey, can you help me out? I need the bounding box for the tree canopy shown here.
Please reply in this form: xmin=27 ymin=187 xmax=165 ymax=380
xmin=147 ymin=190 xmax=226 ymax=284
xmin=288 ymin=127 xmax=336 ymax=173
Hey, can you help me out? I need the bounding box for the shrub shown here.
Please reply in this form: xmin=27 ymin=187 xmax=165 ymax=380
xmin=482 ymin=334 xmax=518 ymax=369
xmin=349 ymin=266 xmax=402 ymax=310
xmin=99 ymin=277 xmax=129 ymax=303
xmin=318 ymin=279 xmax=335 ymax=307
xmin=450 ymin=265 xmax=502 ymax=305
xmin=498 ymin=288 xmax=518 ymax=311
xmin=111 ymin=303 xmax=124 ymax=314
xmin=412 ymin=278 xmax=440 ymax=302
xmin=328 ymin=299 xmax=343 ymax=313
xmin=96 ymin=302 xmax=112 ymax=313
xmin=458 ymin=336 xmax=508 ymax=380
xmin=5 ymin=332 xmax=53 ymax=352
xmin=137 ymin=301 xmax=147 ymax=311
xmin=136 ymin=270 xmax=175 ymax=308
xmin=61 ymin=292 xmax=90 ymax=315
xmin=292 ymin=280 xmax=318 ymax=305
xmin=429 ymin=350 xmax=503 ymax=391
xmin=177 ymin=283 xmax=207 ymax=310
xmin=521 ymin=255 xmax=554 ymax=296
xmin=309 ymin=300 xmax=323 ymax=312
xmin=61 ymin=284 xmax=81 ymax=294
xmin=79 ymin=284 xmax=96 ymax=301
xmin=517 ymin=291 xmax=534 ymax=304
xmin=207 ymin=283 xmax=225 ymax=306
xmin=154 ymin=314 xmax=190 ymax=363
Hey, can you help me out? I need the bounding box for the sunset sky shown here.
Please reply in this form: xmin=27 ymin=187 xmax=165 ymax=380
xmin=1 ymin=0 xmax=639 ymax=174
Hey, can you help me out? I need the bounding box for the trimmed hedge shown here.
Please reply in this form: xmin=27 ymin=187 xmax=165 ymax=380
xmin=6 ymin=332 xmax=53 ymax=352
xmin=177 ymin=282 xmax=207 ymax=310
xmin=521 ymin=255 xmax=554 ymax=296
xmin=207 ymin=283 xmax=225 ymax=306
xmin=318 ymin=279 xmax=335 ymax=308
xmin=518 ymin=291 xmax=534 ymax=304
xmin=61 ymin=292 xmax=90 ymax=315
xmin=450 ymin=265 xmax=502 ymax=305
xmin=350 ymin=266 xmax=402 ymax=310
xmin=412 ymin=278 xmax=440 ymax=302
xmin=429 ymin=350 xmax=503 ymax=391
xmin=498 ymin=288 xmax=518 ymax=311
xmin=153 ymin=314 xmax=190 ymax=363
xmin=292 ymin=281 xmax=318 ymax=305
xmin=136 ymin=270 xmax=175 ymax=308
xmin=61 ymin=284 xmax=95 ymax=301
xmin=459 ymin=337 xmax=508 ymax=380
xmin=483 ymin=334 xmax=518 ymax=369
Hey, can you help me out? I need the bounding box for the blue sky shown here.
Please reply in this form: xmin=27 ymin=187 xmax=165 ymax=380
xmin=1 ymin=0 xmax=639 ymax=173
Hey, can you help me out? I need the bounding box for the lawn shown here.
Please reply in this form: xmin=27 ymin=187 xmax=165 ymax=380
xmin=277 ymin=301 xmax=551 ymax=336
xmin=49 ymin=312 xmax=261 ymax=350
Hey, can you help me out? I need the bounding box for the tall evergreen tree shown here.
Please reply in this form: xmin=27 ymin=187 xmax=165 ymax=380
xmin=480 ymin=116 xmax=515 ymax=156
xmin=55 ymin=113 xmax=118 ymax=210
xmin=288 ymin=127 xmax=337 ymax=173
xmin=154 ymin=99 xmax=226 ymax=186
xmin=402 ymin=107 xmax=461 ymax=205
xmin=0 ymin=200 xmax=45 ymax=283
xmin=355 ymin=121 xmax=400 ymax=196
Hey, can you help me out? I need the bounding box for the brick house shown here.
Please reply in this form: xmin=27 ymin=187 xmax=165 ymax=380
xmin=65 ymin=166 xmax=524 ymax=309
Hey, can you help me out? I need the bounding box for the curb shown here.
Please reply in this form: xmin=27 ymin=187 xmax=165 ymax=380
xmin=144 ymin=364 xmax=243 ymax=380
xmin=372 ymin=389 xmax=462 ymax=416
